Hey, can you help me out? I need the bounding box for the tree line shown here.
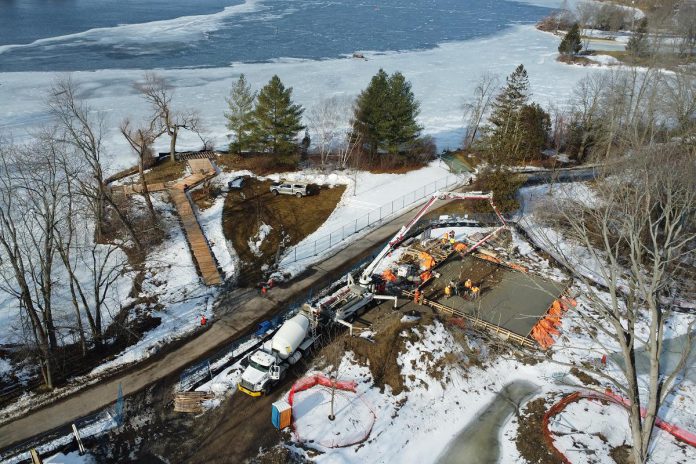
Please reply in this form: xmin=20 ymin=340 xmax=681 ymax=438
xmin=224 ymin=69 xmax=433 ymax=169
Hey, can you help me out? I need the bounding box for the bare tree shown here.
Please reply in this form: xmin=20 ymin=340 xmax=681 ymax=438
xmin=120 ymin=118 xmax=163 ymax=219
xmin=527 ymin=150 xmax=696 ymax=463
xmin=662 ymin=69 xmax=696 ymax=141
xmin=307 ymin=96 xmax=352 ymax=168
xmin=0 ymin=139 xmax=64 ymax=388
xmin=51 ymin=147 xmax=128 ymax=351
xmin=675 ymin=0 xmax=696 ymax=56
xmin=575 ymin=1 xmax=599 ymax=50
xmin=462 ymin=72 xmax=499 ymax=148
xmin=48 ymin=76 xmax=142 ymax=252
xmin=135 ymin=72 xmax=202 ymax=162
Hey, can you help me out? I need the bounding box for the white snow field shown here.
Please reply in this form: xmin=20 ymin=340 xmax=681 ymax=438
xmin=0 ymin=24 xmax=604 ymax=173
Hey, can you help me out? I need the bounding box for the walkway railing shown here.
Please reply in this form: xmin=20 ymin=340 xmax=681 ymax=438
xmin=282 ymin=173 xmax=467 ymax=264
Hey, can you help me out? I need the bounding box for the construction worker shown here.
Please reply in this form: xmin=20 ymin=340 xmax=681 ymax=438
xmin=444 ymin=284 xmax=452 ymax=299
xmin=413 ymin=289 xmax=421 ymax=304
xmin=441 ymin=232 xmax=449 ymax=245
xmin=471 ymin=286 xmax=480 ymax=299
xmin=464 ymin=278 xmax=473 ymax=297
xmin=448 ymin=280 xmax=458 ymax=296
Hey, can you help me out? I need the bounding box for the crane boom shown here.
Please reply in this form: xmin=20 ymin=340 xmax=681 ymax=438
xmin=358 ymin=190 xmax=505 ymax=286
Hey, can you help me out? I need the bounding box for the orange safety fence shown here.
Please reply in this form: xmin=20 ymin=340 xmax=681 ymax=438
xmin=543 ymin=390 xmax=696 ymax=463
xmin=530 ymin=298 xmax=575 ymax=349
xmin=288 ymin=374 xmax=358 ymax=407
xmin=476 ymin=253 xmax=502 ymax=264
xmin=507 ymin=262 xmax=528 ymax=273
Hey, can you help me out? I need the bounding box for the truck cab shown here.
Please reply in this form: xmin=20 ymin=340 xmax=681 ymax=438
xmin=238 ymin=350 xmax=283 ymax=397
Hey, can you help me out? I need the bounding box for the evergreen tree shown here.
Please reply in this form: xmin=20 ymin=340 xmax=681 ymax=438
xmin=353 ymin=69 xmax=391 ymax=155
xmin=251 ymin=75 xmax=304 ymax=154
xmin=627 ymin=18 xmax=649 ymax=58
xmin=384 ymin=72 xmax=422 ymax=154
xmin=225 ymin=74 xmax=256 ymax=154
xmin=486 ymin=64 xmax=530 ymax=162
xmin=353 ymin=69 xmax=422 ymax=156
xmin=558 ymin=23 xmax=583 ymax=56
xmin=518 ymin=103 xmax=551 ymax=160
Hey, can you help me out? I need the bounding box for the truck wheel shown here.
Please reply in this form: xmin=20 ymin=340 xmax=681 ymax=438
xmin=272 ymin=190 xmax=279 ymax=196
xmin=296 ymin=192 xmax=302 ymax=198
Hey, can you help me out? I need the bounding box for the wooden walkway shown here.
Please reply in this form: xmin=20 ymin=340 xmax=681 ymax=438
xmin=111 ymin=158 xmax=222 ymax=286
xmin=168 ymin=158 xmax=222 ymax=286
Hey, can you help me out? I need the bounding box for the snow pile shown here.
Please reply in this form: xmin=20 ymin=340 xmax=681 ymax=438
xmin=0 ymin=358 xmax=11 ymax=380
xmin=248 ymin=223 xmax=273 ymax=257
xmin=194 ymin=361 xmax=245 ymax=410
xmin=549 ymin=399 xmax=632 ymax=463
xmin=588 ymin=54 xmax=621 ymax=66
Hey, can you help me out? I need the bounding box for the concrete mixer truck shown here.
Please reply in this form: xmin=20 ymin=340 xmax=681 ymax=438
xmin=238 ymin=308 xmax=318 ymax=397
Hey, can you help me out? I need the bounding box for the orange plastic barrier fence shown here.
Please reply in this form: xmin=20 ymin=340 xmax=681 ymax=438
xmin=542 ymin=390 xmax=696 ymax=463
xmin=288 ymin=374 xmax=358 ymax=407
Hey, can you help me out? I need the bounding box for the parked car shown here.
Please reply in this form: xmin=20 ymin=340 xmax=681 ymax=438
xmin=227 ymin=176 xmax=245 ymax=190
xmin=270 ymin=182 xmax=308 ymax=197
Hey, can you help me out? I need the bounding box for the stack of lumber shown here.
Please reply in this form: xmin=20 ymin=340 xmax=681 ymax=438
xmin=173 ymin=391 xmax=215 ymax=413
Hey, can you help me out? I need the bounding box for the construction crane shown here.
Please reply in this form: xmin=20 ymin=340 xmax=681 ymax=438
xmin=358 ymin=191 xmax=507 ymax=287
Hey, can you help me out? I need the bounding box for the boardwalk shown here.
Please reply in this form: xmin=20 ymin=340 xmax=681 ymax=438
xmin=110 ymin=158 xmax=223 ymax=286
xmin=168 ymin=158 xmax=222 ymax=286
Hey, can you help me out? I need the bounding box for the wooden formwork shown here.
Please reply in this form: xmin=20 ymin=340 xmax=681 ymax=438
xmin=403 ymin=289 xmax=537 ymax=349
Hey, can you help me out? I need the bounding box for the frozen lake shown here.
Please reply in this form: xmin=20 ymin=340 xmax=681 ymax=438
xmin=0 ymin=0 xmax=550 ymax=72
xmin=0 ymin=0 xmax=604 ymax=170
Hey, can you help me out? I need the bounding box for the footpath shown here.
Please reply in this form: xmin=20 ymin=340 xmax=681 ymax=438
xmin=0 ymin=199 xmax=430 ymax=451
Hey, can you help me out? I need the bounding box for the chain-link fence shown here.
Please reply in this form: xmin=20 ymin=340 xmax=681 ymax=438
xmin=283 ymin=173 xmax=467 ymax=264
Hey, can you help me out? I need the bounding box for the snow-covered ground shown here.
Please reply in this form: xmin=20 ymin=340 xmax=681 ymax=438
xmin=275 ymin=160 xmax=467 ymax=276
xmin=0 ymin=24 xmax=605 ymax=173
xmin=89 ymin=193 xmax=216 ymax=375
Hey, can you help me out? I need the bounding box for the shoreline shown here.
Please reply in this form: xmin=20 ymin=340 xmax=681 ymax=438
xmin=0 ymin=25 xmax=602 ymax=171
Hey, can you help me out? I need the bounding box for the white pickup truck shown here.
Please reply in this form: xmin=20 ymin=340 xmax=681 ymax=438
xmin=270 ymin=181 xmax=308 ymax=197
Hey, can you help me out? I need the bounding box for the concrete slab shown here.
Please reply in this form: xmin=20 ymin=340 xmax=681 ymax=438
xmin=422 ymin=255 xmax=566 ymax=337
